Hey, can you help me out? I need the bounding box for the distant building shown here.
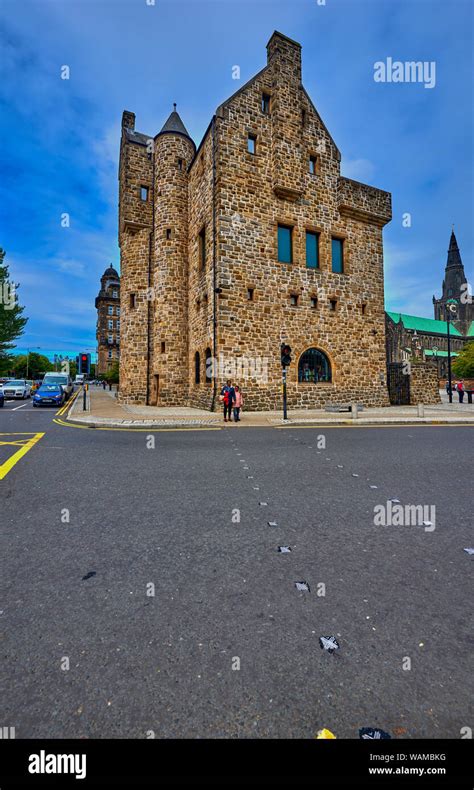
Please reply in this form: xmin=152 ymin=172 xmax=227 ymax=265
xmin=95 ymin=265 xmax=120 ymax=375
xmin=386 ymin=230 xmax=473 ymax=378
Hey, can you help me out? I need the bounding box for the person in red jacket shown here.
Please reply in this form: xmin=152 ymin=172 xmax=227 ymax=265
xmin=457 ymin=380 xmax=465 ymax=403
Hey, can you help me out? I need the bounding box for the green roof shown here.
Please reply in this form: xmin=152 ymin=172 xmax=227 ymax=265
xmin=386 ymin=311 xmax=463 ymax=337
xmin=423 ymin=349 xmax=459 ymax=358
xmin=467 ymin=322 xmax=474 ymax=337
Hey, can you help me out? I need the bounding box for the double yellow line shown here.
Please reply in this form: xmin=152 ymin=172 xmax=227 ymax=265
xmin=0 ymin=433 xmax=45 ymax=480
xmin=56 ymin=390 xmax=79 ymax=417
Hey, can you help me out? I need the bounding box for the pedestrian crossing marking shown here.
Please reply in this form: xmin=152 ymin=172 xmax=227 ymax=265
xmin=0 ymin=432 xmax=45 ymax=480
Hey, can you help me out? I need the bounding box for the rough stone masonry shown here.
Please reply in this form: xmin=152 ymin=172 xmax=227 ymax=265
xmin=118 ymin=31 xmax=392 ymax=410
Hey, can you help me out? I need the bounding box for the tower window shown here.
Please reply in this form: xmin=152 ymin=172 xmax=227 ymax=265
xmin=247 ymin=134 xmax=256 ymax=155
xmin=310 ymin=296 xmax=318 ymax=309
xmin=361 ymin=303 xmax=367 ymax=315
xmin=108 ymin=320 xmax=113 ymax=330
xmin=130 ymin=293 xmax=136 ymax=309
xmin=306 ymin=231 xmax=319 ymax=269
xmin=166 ymin=228 xmax=172 ymax=240
xmin=261 ymin=93 xmax=271 ymax=114
xmin=309 ymin=155 xmax=317 ymax=175
xmin=331 ymin=238 xmax=344 ymax=273
xmin=290 ymin=294 xmax=299 ymax=307
xmin=205 ymin=347 xmax=212 ymax=384
xmin=247 ymin=288 xmax=254 ymax=301
xmin=278 ymin=224 xmax=293 ymax=263
xmin=112 ymin=290 xmax=118 ymax=298
xmin=140 ymin=186 xmax=149 ymax=201
xmin=199 ymin=226 xmax=206 ymax=269
xmin=302 ymin=109 xmax=306 ymax=126
xmin=329 ymin=299 xmax=337 ymax=312
xmin=194 ymin=351 xmax=201 ymax=384
xmin=161 ymin=341 xmax=166 ymax=354
xmin=178 ymin=158 xmax=184 ymax=171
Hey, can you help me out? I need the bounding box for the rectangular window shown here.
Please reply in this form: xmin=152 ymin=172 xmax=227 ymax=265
xmin=309 ymin=155 xmax=317 ymax=175
xmin=330 ymin=299 xmax=337 ymax=312
xmin=311 ymin=296 xmax=318 ymax=309
xmin=112 ymin=290 xmax=118 ymax=298
xmin=278 ymin=225 xmax=293 ymax=263
xmin=247 ymin=134 xmax=256 ymax=155
xmin=108 ymin=320 xmax=113 ymax=330
xmin=306 ymin=231 xmax=319 ymax=269
xmin=108 ymin=305 xmax=113 ymax=315
xmin=166 ymin=228 xmax=172 ymax=240
xmin=199 ymin=226 xmax=206 ymax=268
xmin=178 ymin=158 xmax=183 ymax=171
xmin=290 ymin=294 xmax=299 ymax=307
xmin=108 ymin=350 xmax=112 ymax=359
xmin=108 ymin=334 xmax=113 ymax=343
xmin=116 ymin=307 xmax=121 ymax=316
xmin=116 ymin=320 xmax=120 ymax=330
xmin=161 ymin=342 xmax=166 ymax=353
xmin=247 ymin=288 xmax=254 ymax=301
xmin=302 ymin=109 xmax=306 ymax=126
xmin=331 ymin=237 xmax=344 ymax=273
xmin=140 ymin=186 xmax=149 ymax=201
xmin=130 ymin=293 xmax=136 ymax=309
xmin=361 ymin=303 xmax=367 ymax=315
xmin=261 ymin=93 xmax=270 ymax=114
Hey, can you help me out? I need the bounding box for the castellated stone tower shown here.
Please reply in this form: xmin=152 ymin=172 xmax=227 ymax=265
xmin=152 ymin=108 xmax=196 ymax=405
xmin=119 ymin=31 xmax=392 ymax=410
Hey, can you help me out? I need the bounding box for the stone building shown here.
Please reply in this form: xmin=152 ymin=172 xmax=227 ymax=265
xmin=118 ymin=31 xmax=392 ymax=410
xmin=433 ymin=230 xmax=473 ymax=336
xmin=95 ymin=265 xmax=120 ymax=375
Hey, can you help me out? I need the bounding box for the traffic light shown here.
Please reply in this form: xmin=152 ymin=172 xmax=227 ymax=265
xmin=79 ymin=353 xmax=90 ymax=375
xmin=281 ymin=343 xmax=292 ymax=367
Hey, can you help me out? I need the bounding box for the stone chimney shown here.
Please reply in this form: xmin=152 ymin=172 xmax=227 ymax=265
xmin=266 ymin=31 xmax=302 ymax=84
xmin=122 ymin=110 xmax=136 ymax=130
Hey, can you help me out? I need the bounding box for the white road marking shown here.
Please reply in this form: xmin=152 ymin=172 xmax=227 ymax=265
xmin=12 ymin=402 xmax=29 ymax=411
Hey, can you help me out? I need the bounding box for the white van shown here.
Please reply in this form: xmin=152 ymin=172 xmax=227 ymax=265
xmin=74 ymin=374 xmax=85 ymax=385
xmin=43 ymin=372 xmax=74 ymax=399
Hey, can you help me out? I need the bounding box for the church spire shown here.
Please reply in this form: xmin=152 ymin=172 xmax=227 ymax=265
xmin=446 ymin=229 xmax=463 ymax=269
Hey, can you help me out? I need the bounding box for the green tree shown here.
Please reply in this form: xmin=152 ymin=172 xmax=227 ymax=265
xmin=103 ymin=361 xmax=119 ymax=383
xmin=11 ymin=352 xmax=54 ymax=379
xmin=452 ymin=341 xmax=474 ymax=378
xmin=0 ymin=248 xmax=28 ymax=360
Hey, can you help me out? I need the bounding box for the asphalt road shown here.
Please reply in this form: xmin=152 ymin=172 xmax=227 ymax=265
xmin=1 ymin=400 xmax=473 ymax=739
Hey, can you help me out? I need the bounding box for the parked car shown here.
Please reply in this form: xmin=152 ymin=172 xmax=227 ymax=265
xmin=42 ymin=372 xmax=73 ymax=399
xmin=33 ymin=383 xmax=65 ymax=407
xmin=0 ymin=388 xmax=4 ymax=408
xmin=2 ymin=379 xmax=31 ymax=399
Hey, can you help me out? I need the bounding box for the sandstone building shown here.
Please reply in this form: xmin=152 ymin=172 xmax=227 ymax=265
xmin=95 ymin=265 xmax=120 ymax=375
xmin=118 ymin=31 xmax=392 ymax=410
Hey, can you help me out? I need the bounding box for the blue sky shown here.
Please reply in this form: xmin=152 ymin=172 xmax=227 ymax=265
xmin=0 ymin=0 xmax=472 ymax=360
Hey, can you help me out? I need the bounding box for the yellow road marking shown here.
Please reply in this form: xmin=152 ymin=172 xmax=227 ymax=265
xmin=53 ymin=418 xmax=221 ymax=432
xmin=56 ymin=390 xmax=79 ymax=416
xmin=0 ymin=432 xmax=45 ymax=480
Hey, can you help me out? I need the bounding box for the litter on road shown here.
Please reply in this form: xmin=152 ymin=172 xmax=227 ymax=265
xmin=278 ymin=546 xmax=291 ymax=553
xmin=359 ymin=727 xmax=391 ymax=739
xmin=295 ymin=581 xmax=310 ymax=592
xmin=319 ymin=636 xmax=340 ymax=653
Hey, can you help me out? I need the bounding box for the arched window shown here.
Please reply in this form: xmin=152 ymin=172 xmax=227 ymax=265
xmin=298 ymin=348 xmax=331 ymax=383
xmin=205 ymin=347 xmax=212 ymax=384
xmin=194 ymin=351 xmax=200 ymax=384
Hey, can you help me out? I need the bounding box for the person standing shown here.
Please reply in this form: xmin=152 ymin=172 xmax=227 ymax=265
xmin=233 ymin=386 xmax=243 ymax=422
xmin=220 ymin=380 xmax=235 ymax=422
xmin=457 ymin=380 xmax=465 ymax=403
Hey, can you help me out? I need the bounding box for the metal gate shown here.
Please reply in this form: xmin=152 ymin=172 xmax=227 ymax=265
xmin=387 ymin=363 xmax=410 ymax=405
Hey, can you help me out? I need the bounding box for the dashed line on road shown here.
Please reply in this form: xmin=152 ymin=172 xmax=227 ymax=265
xmin=0 ymin=432 xmax=45 ymax=480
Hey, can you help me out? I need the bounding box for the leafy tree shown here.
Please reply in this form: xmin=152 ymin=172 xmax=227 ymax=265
xmin=102 ymin=361 xmax=119 ymax=383
xmin=452 ymin=341 xmax=474 ymax=378
xmin=0 ymin=248 xmax=28 ymax=360
xmin=11 ymin=352 xmax=54 ymax=379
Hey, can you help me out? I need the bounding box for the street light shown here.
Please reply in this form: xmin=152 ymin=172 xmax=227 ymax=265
xmin=446 ymin=298 xmax=458 ymax=404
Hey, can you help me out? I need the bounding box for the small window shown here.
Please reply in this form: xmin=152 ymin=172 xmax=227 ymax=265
xmin=112 ymin=290 xmax=118 ymax=298
xmin=140 ymin=186 xmax=149 ymax=201
xmin=194 ymin=351 xmax=200 ymax=384
xmin=130 ymin=293 xmax=136 ymax=309
xmin=309 ymin=155 xmax=318 ymax=175
xmin=261 ymin=93 xmax=271 ymax=114
xmin=116 ymin=320 xmax=120 ymax=330
xmin=247 ymin=288 xmax=254 ymax=301
xmin=166 ymin=228 xmax=172 ymax=240
xmin=108 ymin=305 xmax=113 ymax=315
xmin=278 ymin=225 xmax=293 ymax=263
xmin=247 ymin=134 xmax=256 ymax=155
xmin=310 ymin=296 xmax=318 ymax=309
xmin=205 ymin=347 xmax=212 ymax=384
xmin=331 ymin=237 xmax=344 ymax=273
xmin=199 ymin=226 xmax=206 ymax=268
xmin=203 ymin=293 xmax=208 ymax=306
xmin=361 ymin=303 xmax=367 ymax=315
xmin=108 ymin=350 xmax=112 ymax=359
xmin=306 ymin=231 xmax=319 ymax=269
xmin=161 ymin=341 xmax=166 ymax=354
xmin=196 ymin=298 xmax=201 ymax=310
xmin=116 ymin=307 xmax=121 ymax=316
xmin=178 ymin=158 xmax=184 ymax=171
xmin=290 ymin=294 xmax=299 ymax=307
xmin=330 ymin=299 xmax=337 ymax=312
xmin=108 ymin=334 xmax=113 ymax=343
xmin=108 ymin=320 xmax=113 ymax=330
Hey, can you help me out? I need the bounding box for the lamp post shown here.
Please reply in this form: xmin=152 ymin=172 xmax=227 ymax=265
xmin=446 ymin=298 xmax=458 ymax=404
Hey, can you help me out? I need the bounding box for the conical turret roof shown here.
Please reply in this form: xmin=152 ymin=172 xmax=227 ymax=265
xmin=158 ymin=104 xmax=192 ymax=140
xmin=446 ymin=230 xmax=463 ymax=269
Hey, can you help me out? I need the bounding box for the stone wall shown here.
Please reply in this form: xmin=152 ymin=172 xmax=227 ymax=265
xmin=409 ymin=362 xmax=441 ymax=405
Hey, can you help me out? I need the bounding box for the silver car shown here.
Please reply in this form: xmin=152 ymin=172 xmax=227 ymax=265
xmin=2 ymin=379 xmax=31 ymax=399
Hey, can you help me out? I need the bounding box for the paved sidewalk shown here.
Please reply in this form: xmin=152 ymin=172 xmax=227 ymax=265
xmin=65 ymin=386 xmax=474 ymax=428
